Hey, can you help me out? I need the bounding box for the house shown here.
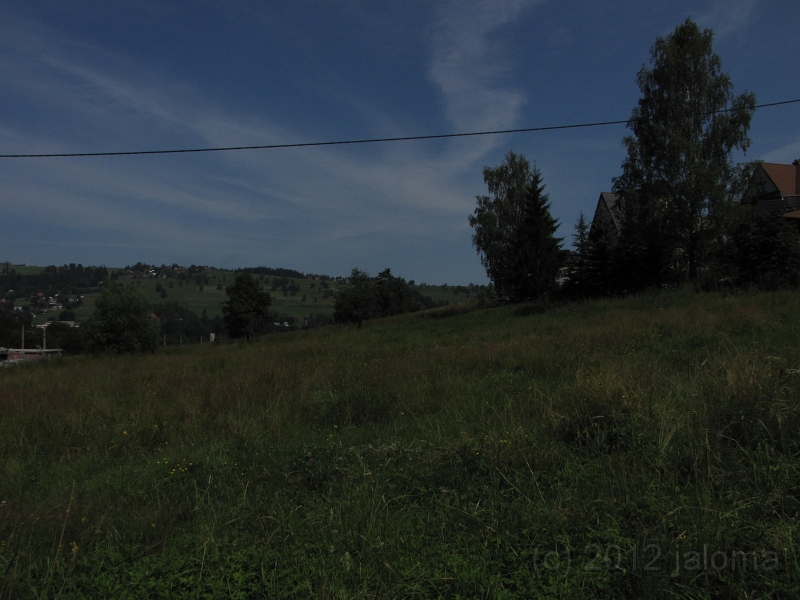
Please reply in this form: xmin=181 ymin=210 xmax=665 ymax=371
xmin=589 ymin=162 xmax=800 ymax=239
xmin=589 ymin=192 xmax=622 ymax=239
xmin=743 ymin=160 xmax=800 ymax=217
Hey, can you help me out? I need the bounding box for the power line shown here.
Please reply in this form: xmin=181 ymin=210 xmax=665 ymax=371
xmin=1 ymin=98 xmax=797 ymax=159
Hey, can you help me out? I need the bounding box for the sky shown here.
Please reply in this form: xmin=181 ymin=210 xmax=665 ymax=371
xmin=1 ymin=0 xmax=798 ymax=284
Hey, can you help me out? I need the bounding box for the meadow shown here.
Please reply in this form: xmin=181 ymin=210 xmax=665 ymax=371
xmin=1 ymin=288 xmax=798 ymax=598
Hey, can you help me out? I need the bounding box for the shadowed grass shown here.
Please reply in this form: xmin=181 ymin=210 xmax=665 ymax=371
xmin=1 ymin=288 xmax=799 ymax=598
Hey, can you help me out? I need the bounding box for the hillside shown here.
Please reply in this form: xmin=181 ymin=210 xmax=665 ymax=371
xmin=14 ymin=267 xmax=479 ymax=326
xmin=1 ymin=289 xmax=797 ymax=597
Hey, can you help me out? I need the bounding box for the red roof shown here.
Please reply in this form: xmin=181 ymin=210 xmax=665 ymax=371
xmin=762 ymin=163 xmax=798 ymax=196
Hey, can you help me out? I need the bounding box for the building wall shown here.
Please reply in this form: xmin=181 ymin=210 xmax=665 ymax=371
xmin=6 ymin=350 xmax=62 ymax=361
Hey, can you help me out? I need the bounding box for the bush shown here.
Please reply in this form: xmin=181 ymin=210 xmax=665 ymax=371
xmin=45 ymin=321 xmax=85 ymax=354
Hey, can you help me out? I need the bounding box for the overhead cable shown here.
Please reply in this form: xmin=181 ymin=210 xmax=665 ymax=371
xmin=0 ymin=98 xmax=797 ymax=159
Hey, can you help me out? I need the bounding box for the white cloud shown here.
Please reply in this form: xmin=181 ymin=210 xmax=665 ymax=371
xmin=0 ymin=1 xmax=582 ymax=282
xmin=696 ymin=0 xmax=758 ymax=40
xmin=762 ymin=140 xmax=800 ymax=164
xmin=428 ymin=0 xmax=539 ymax=139
xmin=0 ymin=15 xmax=496 ymax=280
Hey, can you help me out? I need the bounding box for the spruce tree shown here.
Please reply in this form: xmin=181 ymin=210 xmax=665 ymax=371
xmin=566 ymin=212 xmax=590 ymax=295
xmin=469 ymin=151 xmax=563 ymax=301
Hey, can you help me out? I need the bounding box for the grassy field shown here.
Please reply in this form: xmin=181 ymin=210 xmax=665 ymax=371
xmin=2 ymin=289 xmax=798 ymax=598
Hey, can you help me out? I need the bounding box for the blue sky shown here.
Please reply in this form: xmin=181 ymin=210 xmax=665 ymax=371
xmin=1 ymin=0 xmax=798 ymax=283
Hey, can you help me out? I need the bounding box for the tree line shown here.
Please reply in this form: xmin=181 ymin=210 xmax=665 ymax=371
xmin=1 ymin=267 xmax=427 ymax=354
xmin=470 ymin=19 xmax=799 ymax=300
xmin=4 ymin=20 xmax=796 ymax=354
xmin=1 ymin=264 xmax=108 ymax=299
xmin=333 ymin=268 xmax=425 ymax=328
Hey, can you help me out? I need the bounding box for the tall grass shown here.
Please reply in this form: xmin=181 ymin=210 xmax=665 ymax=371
xmin=1 ymin=288 xmax=798 ymax=598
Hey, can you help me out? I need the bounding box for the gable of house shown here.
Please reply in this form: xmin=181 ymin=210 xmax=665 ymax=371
xmin=589 ymin=192 xmax=622 ymax=239
xmin=763 ymin=163 xmax=798 ymax=197
xmin=745 ymin=161 xmax=800 ymax=211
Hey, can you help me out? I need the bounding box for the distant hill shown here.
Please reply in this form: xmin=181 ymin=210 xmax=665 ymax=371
xmin=2 ymin=263 xmax=482 ymax=326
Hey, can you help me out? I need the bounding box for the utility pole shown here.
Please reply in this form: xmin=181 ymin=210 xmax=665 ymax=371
xmin=21 ymin=325 xmax=24 ymax=350
xmin=43 ymin=327 xmax=46 ymax=351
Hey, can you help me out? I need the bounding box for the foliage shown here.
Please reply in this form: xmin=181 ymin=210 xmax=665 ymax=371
xmin=333 ymin=269 xmax=375 ymax=328
xmin=59 ymin=309 xmax=76 ymax=321
xmin=220 ymin=273 xmax=272 ymax=341
xmin=151 ymin=301 xmax=225 ymax=344
xmin=732 ymin=207 xmax=800 ymax=288
xmin=303 ymin=312 xmax=332 ymax=329
xmin=469 ymin=150 xmax=562 ymax=301
xmin=2 ymin=290 xmax=799 ymax=597
xmin=0 ymin=309 xmax=30 ymax=348
xmin=334 ymin=268 xmax=420 ymax=328
xmin=44 ymin=321 xmax=86 ymax=354
xmin=0 ymin=263 xmax=108 ymax=297
xmin=374 ymin=268 xmax=421 ymax=316
xmin=565 ymin=212 xmax=591 ymax=295
xmin=83 ymin=283 xmax=159 ymax=354
xmin=612 ymin=19 xmax=756 ymax=283
xmin=235 ymin=265 xmax=305 ymax=280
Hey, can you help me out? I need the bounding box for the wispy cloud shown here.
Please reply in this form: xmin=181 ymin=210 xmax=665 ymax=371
xmin=428 ymin=0 xmax=539 ymax=135
xmin=696 ymin=0 xmax=758 ymax=40
xmin=0 ymin=14 xmax=499 ymax=279
xmin=763 ymin=141 xmax=800 ymax=164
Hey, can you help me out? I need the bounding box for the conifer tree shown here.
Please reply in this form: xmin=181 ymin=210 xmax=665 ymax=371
xmin=469 ymin=151 xmax=562 ymax=301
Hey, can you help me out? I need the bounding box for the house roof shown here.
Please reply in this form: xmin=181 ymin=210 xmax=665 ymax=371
xmin=599 ymin=192 xmax=622 ymax=232
xmin=587 ymin=192 xmax=623 ymax=242
xmin=762 ymin=163 xmax=798 ymax=197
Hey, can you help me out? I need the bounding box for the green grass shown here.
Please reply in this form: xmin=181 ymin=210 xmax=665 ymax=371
xmin=1 ymin=289 xmax=798 ymax=598
xmin=121 ymin=276 xmax=230 ymax=318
